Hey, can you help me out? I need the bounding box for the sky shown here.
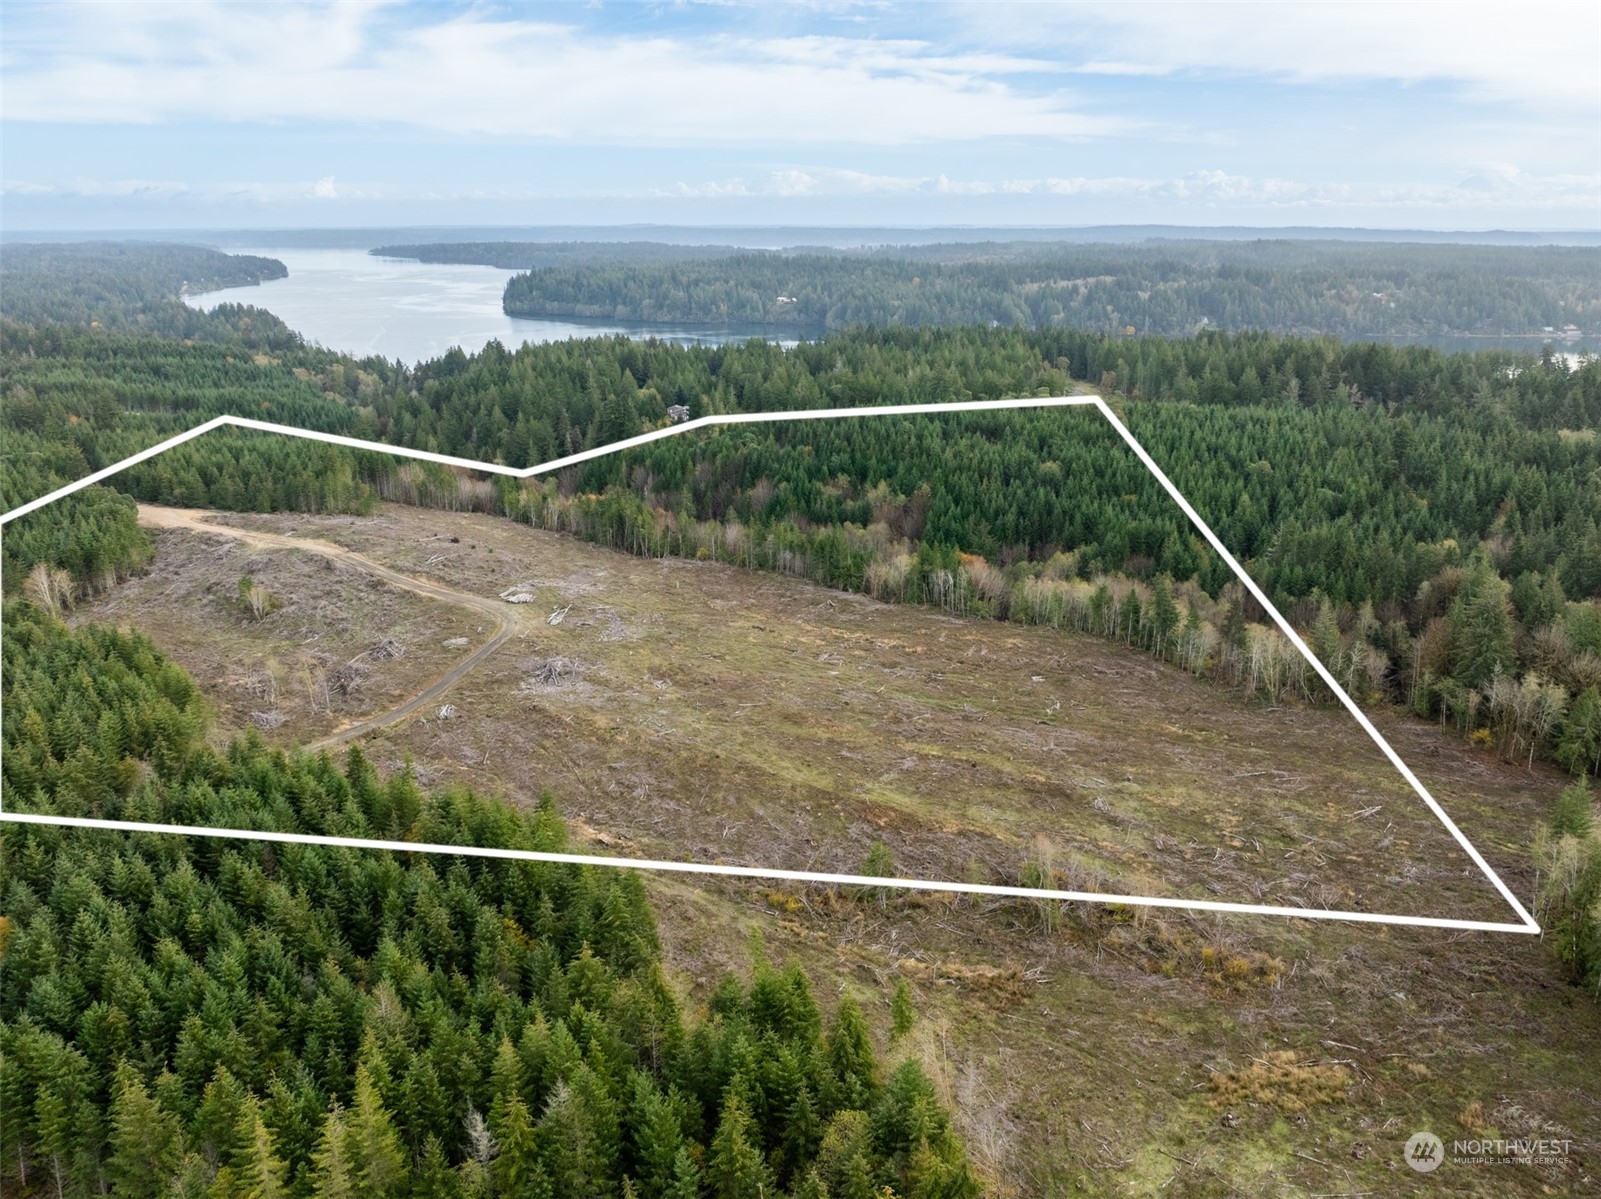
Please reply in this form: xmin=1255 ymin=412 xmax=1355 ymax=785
xmin=2 ymin=0 xmax=1598 ymax=232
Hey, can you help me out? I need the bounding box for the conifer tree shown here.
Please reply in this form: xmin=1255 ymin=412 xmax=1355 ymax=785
xmin=1119 ymin=591 xmax=1142 ymax=647
xmin=660 ymin=1146 xmax=701 ymax=1199
xmin=170 ymin=1152 xmax=213 ymax=1199
xmin=1553 ymin=776 xmax=1596 ymax=840
xmin=195 ymin=1067 xmax=251 ymax=1172
xmin=1309 ymin=592 xmax=1342 ymax=677
xmin=706 ymin=1092 xmax=773 ymax=1199
xmin=890 ymin=981 xmax=916 ymax=1042
xmin=345 ymin=1065 xmax=406 ymax=1199
xmin=1557 ymin=687 xmax=1601 ymax=777
xmin=627 ymin=1074 xmax=684 ymax=1197
xmin=33 ymin=1085 xmax=74 ymax=1199
xmin=107 ymin=1061 xmax=184 ymax=1198
xmin=488 ymin=1035 xmax=528 ymax=1140
xmin=1448 ymin=564 xmax=1515 ymax=690
xmin=791 ymin=1166 xmax=831 ymax=1199
xmin=538 ymin=1074 xmax=615 ymax=1198
xmin=401 ymin=1055 xmax=452 ymax=1154
xmin=783 ymin=1085 xmax=824 ymax=1186
xmin=826 ymin=997 xmax=878 ymax=1113
xmin=489 ymin=1094 xmax=539 ymax=1198
xmin=310 ymin=1103 xmax=355 ymax=1199
xmin=816 ymin=1110 xmax=878 ymax=1199
xmin=410 ymin=1135 xmax=460 ymax=1199
xmin=1149 ymin=575 xmax=1180 ymax=660
xmin=229 ymin=1096 xmax=291 ymax=1199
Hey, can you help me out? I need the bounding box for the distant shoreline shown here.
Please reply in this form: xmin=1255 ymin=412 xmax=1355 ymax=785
xmin=5 ymin=223 xmax=1601 ymax=251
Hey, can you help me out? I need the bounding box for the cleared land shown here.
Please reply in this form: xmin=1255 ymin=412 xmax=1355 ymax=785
xmin=130 ymin=503 xmax=1519 ymax=925
xmin=69 ymin=503 xmax=1601 ymax=1197
xmin=130 ymin=505 xmax=516 ymax=750
xmin=74 ymin=511 xmax=497 ymax=749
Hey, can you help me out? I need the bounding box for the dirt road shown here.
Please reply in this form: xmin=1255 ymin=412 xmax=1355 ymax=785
xmin=137 ymin=505 xmax=516 ymax=751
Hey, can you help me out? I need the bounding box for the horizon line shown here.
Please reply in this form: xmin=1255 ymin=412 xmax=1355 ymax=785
xmin=4 ymin=222 xmax=1600 ymax=237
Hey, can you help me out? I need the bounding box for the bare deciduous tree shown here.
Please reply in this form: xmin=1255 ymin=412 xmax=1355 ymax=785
xmin=23 ymin=563 xmax=74 ymax=614
xmin=464 ymin=1105 xmax=498 ymax=1170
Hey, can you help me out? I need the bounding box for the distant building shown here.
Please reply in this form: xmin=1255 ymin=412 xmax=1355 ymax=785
xmin=668 ymin=404 xmax=691 ymax=423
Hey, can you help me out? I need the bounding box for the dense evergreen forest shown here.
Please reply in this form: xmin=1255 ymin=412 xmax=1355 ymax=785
xmin=0 ymin=243 xmax=292 ymax=342
xmin=485 ymin=240 xmax=1601 ymax=339
xmin=0 ymin=320 xmax=398 ymax=596
xmin=368 ymin=328 xmax=1601 ymax=776
xmin=0 ymin=604 xmax=978 ymax=1197
xmin=3 ymin=243 xmax=1599 ymax=780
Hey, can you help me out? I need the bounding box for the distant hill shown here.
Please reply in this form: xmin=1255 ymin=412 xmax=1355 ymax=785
xmin=371 ymin=240 xmax=753 ymax=270
xmin=451 ymin=238 xmax=1601 ymax=339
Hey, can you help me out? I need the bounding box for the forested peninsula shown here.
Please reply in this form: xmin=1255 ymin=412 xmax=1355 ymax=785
xmin=419 ymin=239 xmax=1601 ymax=340
xmin=1 ymin=243 xmax=288 ymax=336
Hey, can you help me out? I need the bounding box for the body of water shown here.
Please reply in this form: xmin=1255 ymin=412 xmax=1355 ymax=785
xmin=186 ymin=247 xmax=1597 ymax=369
xmin=182 ymin=247 xmax=791 ymax=364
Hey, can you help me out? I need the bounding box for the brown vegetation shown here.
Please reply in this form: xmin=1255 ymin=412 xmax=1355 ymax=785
xmin=72 ymin=504 xmax=1601 ymax=1197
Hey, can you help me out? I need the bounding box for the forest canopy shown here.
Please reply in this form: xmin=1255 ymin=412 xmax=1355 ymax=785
xmin=480 ymin=239 xmax=1600 ymax=339
xmin=0 ymin=243 xmax=292 ymax=343
xmin=0 ymin=604 xmax=978 ymax=1198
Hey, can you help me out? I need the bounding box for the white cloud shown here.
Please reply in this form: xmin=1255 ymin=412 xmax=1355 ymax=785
xmin=0 ymin=176 xmax=193 ymax=199
xmin=0 ymin=3 xmax=1123 ymax=143
xmin=0 ymin=175 xmax=374 ymax=205
xmin=619 ymin=165 xmax=1601 ymax=210
xmin=3 ymin=0 xmax=1592 ymax=230
xmin=976 ymin=1 xmax=1600 ymax=111
xmin=11 ymin=166 xmax=1593 ymax=213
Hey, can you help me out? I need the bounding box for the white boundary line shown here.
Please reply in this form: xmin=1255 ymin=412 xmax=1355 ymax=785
xmin=0 ymin=811 xmax=1533 ymax=934
xmin=0 ymin=398 xmax=1540 ymax=934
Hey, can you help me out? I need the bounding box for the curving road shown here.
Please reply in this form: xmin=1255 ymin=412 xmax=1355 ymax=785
xmin=137 ymin=505 xmax=516 ymax=751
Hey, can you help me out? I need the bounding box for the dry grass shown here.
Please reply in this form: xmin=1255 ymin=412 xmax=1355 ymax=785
xmin=72 ymin=504 xmax=1601 ymax=1199
xmin=70 ymin=524 xmax=484 ymax=747
xmin=1206 ymin=1051 xmax=1354 ymax=1114
xmin=165 ymin=506 xmax=1534 ymax=927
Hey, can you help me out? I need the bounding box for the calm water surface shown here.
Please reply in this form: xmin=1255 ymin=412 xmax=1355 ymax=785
xmin=183 ymin=248 xmax=791 ymax=365
xmin=186 ymin=247 xmax=1595 ymax=368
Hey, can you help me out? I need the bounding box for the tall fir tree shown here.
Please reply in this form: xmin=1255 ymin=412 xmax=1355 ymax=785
xmin=825 ymin=997 xmax=878 ymax=1113
xmin=310 ymin=1103 xmax=355 ymax=1199
xmin=706 ymin=1092 xmax=773 ymax=1199
xmin=344 ymin=1066 xmax=406 ymax=1199
xmin=228 ymin=1095 xmax=292 ymax=1199
xmin=106 ymin=1062 xmax=184 ymax=1199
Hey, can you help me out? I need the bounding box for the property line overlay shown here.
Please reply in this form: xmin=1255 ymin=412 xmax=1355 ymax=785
xmin=0 ymin=396 xmax=1541 ymax=935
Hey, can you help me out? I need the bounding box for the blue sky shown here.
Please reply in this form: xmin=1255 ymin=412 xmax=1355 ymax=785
xmin=2 ymin=1 xmax=1597 ymax=231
